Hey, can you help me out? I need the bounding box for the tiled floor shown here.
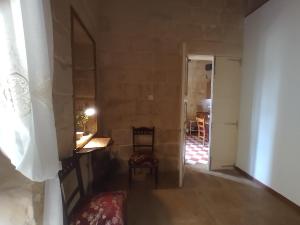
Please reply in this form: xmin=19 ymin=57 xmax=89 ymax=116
xmin=185 ymin=135 xmax=209 ymax=165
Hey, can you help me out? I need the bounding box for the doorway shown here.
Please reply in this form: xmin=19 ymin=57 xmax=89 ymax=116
xmin=179 ymin=48 xmax=241 ymax=187
xmin=184 ymin=55 xmax=214 ymax=170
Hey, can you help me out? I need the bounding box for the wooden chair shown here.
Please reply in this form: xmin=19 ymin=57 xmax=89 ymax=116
xmin=58 ymin=154 xmax=126 ymax=225
xmin=128 ymin=127 xmax=158 ymax=188
xmin=196 ymin=117 xmax=206 ymax=148
xmin=189 ymin=120 xmax=198 ymax=135
xmin=196 ymin=112 xmax=209 ymax=121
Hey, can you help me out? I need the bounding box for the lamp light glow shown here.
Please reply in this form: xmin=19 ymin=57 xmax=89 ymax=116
xmin=84 ymin=107 xmax=96 ymax=116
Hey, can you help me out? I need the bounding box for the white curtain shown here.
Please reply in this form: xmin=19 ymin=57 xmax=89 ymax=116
xmin=0 ymin=0 xmax=62 ymax=224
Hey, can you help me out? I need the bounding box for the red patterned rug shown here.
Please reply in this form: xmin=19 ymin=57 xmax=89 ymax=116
xmin=185 ymin=135 xmax=209 ymax=165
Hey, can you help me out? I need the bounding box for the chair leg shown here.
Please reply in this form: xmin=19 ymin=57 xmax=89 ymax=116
xmin=128 ymin=167 xmax=132 ymax=189
xmin=155 ymin=167 xmax=158 ymax=188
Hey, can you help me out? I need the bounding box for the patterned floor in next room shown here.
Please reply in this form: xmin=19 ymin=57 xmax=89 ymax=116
xmin=185 ymin=135 xmax=209 ymax=166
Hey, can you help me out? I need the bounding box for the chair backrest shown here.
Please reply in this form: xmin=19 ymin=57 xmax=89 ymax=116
xmin=58 ymin=154 xmax=84 ymax=225
xmin=132 ymin=127 xmax=155 ymax=154
xmin=196 ymin=117 xmax=205 ymax=134
xmin=196 ymin=112 xmax=209 ymax=121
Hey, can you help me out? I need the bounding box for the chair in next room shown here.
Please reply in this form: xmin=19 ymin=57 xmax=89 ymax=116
xmin=196 ymin=117 xmax=206 ymax=149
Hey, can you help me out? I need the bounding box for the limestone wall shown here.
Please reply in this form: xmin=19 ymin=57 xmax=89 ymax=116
xmin=96 ymin=0 xmax=244 ymax=173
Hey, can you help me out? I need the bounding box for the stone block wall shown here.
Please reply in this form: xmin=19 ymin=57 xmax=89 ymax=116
xmin=96 ymin=0 xmax=244 ymax=173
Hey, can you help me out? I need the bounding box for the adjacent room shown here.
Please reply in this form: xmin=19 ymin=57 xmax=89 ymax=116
xmin=185 ymin=56 xmax=213 ymax=169
xmin=1 ymin=0 xmax=300 ymax=225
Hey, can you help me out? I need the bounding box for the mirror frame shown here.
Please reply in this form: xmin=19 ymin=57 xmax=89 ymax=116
xmin=70 ymin=7 xmax=97 ymax=150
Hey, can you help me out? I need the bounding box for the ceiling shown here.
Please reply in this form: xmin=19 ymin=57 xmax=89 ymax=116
xmin=245 ymin=0 xmax=270 ymax=16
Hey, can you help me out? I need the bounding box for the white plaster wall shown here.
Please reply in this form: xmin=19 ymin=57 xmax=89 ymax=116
xmin=237 ymin=0 xmax=300 ymax=206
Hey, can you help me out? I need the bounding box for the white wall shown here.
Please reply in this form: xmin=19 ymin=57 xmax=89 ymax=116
xmin=237 ymin=0 xmax=300 ymax=206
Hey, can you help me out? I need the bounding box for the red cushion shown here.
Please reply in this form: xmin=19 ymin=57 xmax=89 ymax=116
xmin=70 ymin=191 xmax=126 ymax=225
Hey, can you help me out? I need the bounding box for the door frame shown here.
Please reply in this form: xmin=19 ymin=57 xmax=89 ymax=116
xmin=188 ymin=54 xmax=215 ymax=170
xmin=187 ymin=54 xmax=215 ymax=172
xmin=178 ymin=43 xmax=187 ymax=188
xmin=178 ymin=45 xmax=215 ymax=186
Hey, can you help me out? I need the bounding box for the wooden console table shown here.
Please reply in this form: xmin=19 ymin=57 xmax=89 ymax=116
xmin=75 ymin=137 xmax=113 ymax=191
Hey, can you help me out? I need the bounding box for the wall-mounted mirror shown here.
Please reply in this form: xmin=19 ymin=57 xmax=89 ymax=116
xmin=71 ymin=9 xmax=97 ymax=149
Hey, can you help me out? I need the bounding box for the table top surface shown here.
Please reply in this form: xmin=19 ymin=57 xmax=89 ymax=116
xmin=76 ymin=133 xmax=93 ymax=149
xmin=76 ymin=137 xmax=112 ymax=154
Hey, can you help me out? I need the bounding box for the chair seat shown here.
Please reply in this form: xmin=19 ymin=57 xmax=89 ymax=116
xmin=128 ymin=153 xmax=158 ymax=167
xmin=70 ymin=191 xmax=126 ymax=225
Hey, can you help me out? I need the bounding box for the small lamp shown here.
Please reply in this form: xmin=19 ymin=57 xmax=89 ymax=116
xmin=76 ymin=107 xmax=97 ymax=136
xmin=84 ymin=107 xmax=96 ymax=116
